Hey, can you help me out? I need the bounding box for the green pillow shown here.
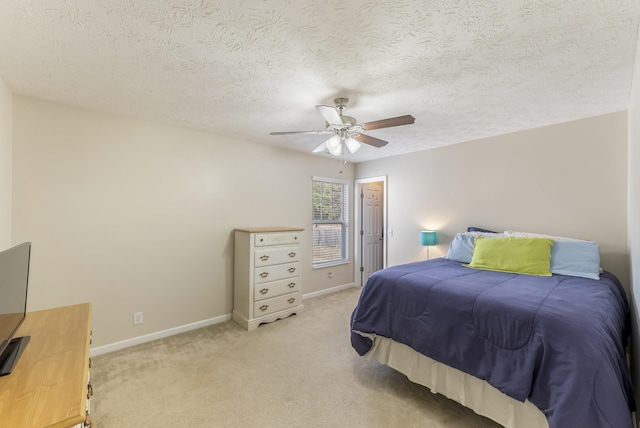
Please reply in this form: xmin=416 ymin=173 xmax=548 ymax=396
xmin=464 ymin=237 xmax=554 ymax=276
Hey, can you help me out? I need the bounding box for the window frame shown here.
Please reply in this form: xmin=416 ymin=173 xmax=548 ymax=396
xmin=312 ymin=176 xmax=350 ymax=268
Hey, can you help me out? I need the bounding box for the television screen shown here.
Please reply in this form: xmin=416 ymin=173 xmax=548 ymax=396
xmin=0 ymin=242 xmax=31 ymax=375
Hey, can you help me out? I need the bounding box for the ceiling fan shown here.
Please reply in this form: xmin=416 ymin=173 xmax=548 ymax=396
xmin=270 ymin=97 xmax=415 ymax=156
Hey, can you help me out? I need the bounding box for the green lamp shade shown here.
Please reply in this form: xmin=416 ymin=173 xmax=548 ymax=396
xmin=420 ymin=230 xmax=437 ymax=246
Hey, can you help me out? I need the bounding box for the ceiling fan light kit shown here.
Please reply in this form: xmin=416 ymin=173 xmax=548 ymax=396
xmin=326 ymin=135 xmax=342 ymax=155
xmin=345 ymin=137 xmax=361 ymax=153
xmin=270 ymin=97 xmax=415 ymax=159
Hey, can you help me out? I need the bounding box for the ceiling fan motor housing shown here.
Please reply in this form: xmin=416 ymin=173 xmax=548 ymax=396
xmin=334 ymin=97 xmax=349 ymax=110
xmin=330 ymin=98 xmax=356 ymax=128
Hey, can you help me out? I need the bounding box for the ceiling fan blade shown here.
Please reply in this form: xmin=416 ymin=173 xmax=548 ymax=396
xmin=270 ymin=130 xmax=333 ymax=135
xmin=355 ymin=133 xmax=389 ymax=148
xmin=312 ymin=141 xmax=328 ymax=153
xmin=361 ymin=115 xmax=415 ymax=131
xmin=316 ymin=105 xmax=343 ymax=126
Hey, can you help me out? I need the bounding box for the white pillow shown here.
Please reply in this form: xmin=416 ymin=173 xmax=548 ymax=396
xmin=465 ymin=231 xmax=505 ymax=238
xmin=504 ymin=230 xmax=592 ymax=243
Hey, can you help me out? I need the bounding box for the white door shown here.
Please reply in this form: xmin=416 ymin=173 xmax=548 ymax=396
xmin=361 ymin=182 xmax=384 ymax=285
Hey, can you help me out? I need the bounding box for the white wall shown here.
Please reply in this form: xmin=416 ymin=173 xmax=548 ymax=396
xmin=627 ymin=24 xmax=640 ymax=417
xmin=356 ymin=112 xmax=629 ymax=289
xmin=11 ymin=95 xmax=355 ymax=347
xmin=0 ymin=79 xmax=11 ymax=249
xmin=9 ymin=90 xmax=632 ymax=357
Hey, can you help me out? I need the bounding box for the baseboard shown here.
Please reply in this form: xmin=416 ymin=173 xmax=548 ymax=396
xmin=90 ymin=282 xmax=357 ymax=357
xmin=89 ymin=313 xmax=232 ymax=357
xmin=302 ymin=282 xmax=357 ymax=300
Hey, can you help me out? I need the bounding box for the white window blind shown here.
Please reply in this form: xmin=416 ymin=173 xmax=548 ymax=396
xmin=312 ymin=177 xmax=349 ymax=267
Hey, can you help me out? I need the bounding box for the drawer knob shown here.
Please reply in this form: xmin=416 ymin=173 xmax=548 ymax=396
xmin=260 ymin=255 xmax=269 ymax=261
xmin=259 ymin=305 xmax=269 ymax=311
xmin=288 ymin=252 xmax=296 ymax=257
xmin=287 ymin=282 xmax=295 ymax=288
xmin=259 ymin=288 xmax=269 ymax=295
xmin=87 ymin=382 xmax=93 ymax=399
xmin=288 ymin=267 xmax=296 ymax=273
xmin=288 ymin=298 xmax=296 ymax=304
xmin=259 ymin=272 xmax=269 ymax=278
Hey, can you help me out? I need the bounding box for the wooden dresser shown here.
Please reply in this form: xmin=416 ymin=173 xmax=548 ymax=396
xmin=0 ymin=303 xmax=93 ymax=428
xmin=233 ymin=227 xmax=304 ymax=330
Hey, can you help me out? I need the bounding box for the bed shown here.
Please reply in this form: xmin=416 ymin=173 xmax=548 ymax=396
xmin=350 ymin=231 xmax=635 ymax=428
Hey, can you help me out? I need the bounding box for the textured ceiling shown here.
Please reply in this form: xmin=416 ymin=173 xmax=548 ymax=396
xmin=0 ymin=1 xmax=639 ymax=163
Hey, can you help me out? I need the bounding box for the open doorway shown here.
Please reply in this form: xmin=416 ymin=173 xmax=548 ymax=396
xmin=354 ymin=176 xmax=387 ymax=286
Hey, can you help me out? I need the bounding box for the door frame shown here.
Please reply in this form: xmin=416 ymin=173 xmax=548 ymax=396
xmin=354 ymin=176 xmax=388 ymax=286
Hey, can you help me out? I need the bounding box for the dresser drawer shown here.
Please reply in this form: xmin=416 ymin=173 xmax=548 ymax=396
xmin=255 ymin=232 xmax=300 ymax=247
xmin=254 ymin=245 xmax=300 ymax=267
xmin=254 ymin=262 xmax=299 ymax=285
xmin=254 ymin=277 xmax=300 ymax=301
xmin=254 ymin=292 xmax=300 ymax=317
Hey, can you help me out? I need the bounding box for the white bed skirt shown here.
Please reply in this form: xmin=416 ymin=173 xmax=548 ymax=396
xmin=362 ymin=334 xmax=549 ymax=428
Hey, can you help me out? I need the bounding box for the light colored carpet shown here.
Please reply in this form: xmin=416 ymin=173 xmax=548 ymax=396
xmin=91 ymin=287 xmax=501 ymax=427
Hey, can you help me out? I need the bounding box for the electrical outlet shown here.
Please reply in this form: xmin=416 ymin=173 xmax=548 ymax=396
xmin=327 ymin=272 xmax=332 ymax=281
xmin=133 ymin=312 xmax=143 ymax=325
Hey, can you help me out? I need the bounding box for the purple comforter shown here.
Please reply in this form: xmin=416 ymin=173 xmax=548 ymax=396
xmin=351 ymin=258 xmax=635 ymax=428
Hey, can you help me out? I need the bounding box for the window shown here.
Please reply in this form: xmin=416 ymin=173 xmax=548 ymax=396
xmin=312 ymin=177 xmax=349 ymax=267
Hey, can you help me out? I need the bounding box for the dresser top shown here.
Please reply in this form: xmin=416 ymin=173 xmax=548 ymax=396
xmin=0 ymin=303 xmax=92 ymax=428
xmin=235 ymin=227 xmax=304 ymax=233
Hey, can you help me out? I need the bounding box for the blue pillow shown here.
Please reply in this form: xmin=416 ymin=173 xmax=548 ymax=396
xmin=445 ymin=234 xmax=475 ymax=263
xmin=550 ymin=240 xmax=600 ymax=280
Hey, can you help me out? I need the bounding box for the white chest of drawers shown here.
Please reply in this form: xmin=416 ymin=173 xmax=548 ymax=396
xmin=233 ymin=227 xmax=305 ymax=330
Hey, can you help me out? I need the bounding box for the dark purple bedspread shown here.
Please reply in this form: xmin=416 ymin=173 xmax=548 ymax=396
xmin=351 ymin=258 xmax=635 ymax=428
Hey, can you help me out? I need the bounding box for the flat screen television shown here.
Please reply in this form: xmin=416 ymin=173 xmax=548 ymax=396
xmin=0 ymin=242 xmax=31 ymax=376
